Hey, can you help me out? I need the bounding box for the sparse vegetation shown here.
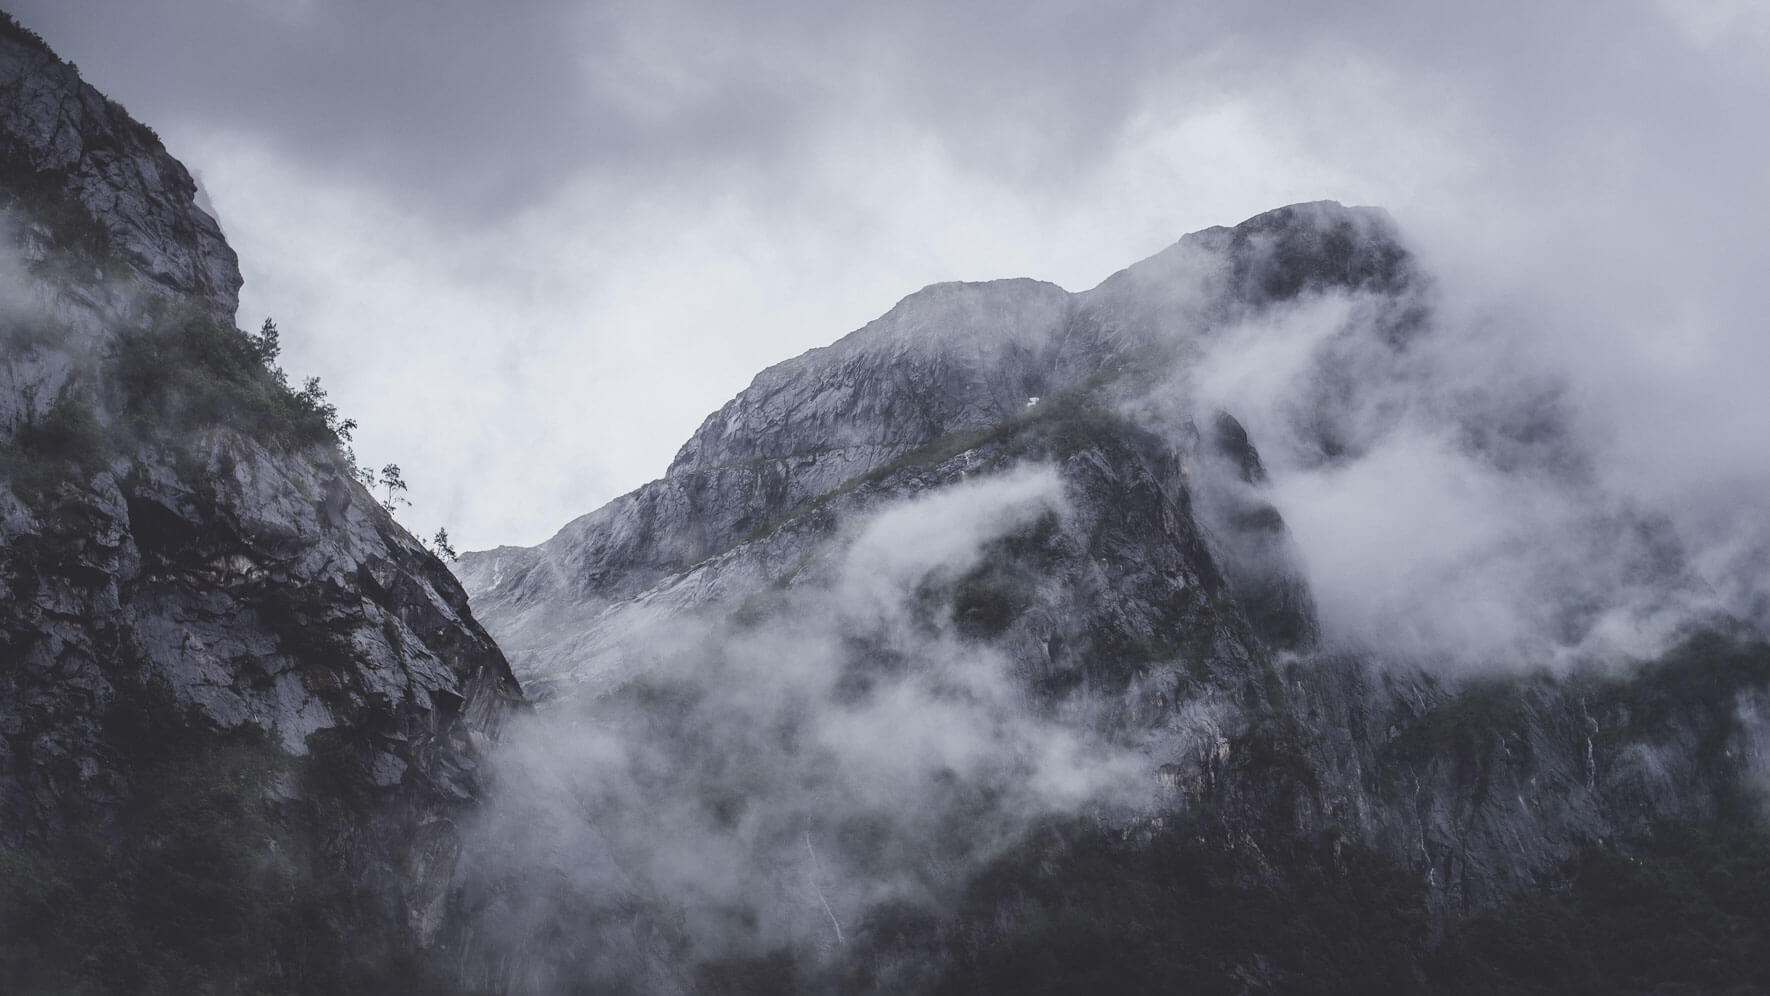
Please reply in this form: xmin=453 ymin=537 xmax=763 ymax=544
xmin=378 ymin=462 xmax=410 ymax=510
xmin=431 ymin=527 xmax=458 ymax=560
xmin=1 ymin=301 xmax=401 ymax=503
xmin=3 ymin=303 xmax=370 ymax=505
xmin=110 ymin=304 xmax=348 ymax=449
xmin=0 ymin=11 xmax=59 ymax=59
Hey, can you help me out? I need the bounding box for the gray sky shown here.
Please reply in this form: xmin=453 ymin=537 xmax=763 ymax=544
xmin=11 ymin=0 xmax=1770 ymax=551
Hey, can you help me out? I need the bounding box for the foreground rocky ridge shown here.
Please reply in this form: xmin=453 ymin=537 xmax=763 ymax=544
xmin=0 ymin=17 xmax=521 ymax=991
xmin=461 ymin=196 xmax=1770 ymax=989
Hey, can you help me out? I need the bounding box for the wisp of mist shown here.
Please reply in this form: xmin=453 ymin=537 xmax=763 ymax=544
xmin=458 ymin=466 xmax=1154 ymax=985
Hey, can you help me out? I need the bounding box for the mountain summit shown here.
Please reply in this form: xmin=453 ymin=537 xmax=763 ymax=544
xmin=455 ymin=199 xmax=1768 ymax=991
xmin=458 ymin=200 xmax=1406 ymax=689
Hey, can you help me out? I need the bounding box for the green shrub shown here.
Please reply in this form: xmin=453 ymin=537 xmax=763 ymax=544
xmin=109 ymin=304 xmax=344 ymax=450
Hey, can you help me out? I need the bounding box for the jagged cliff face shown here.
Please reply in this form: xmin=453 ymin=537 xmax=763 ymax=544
xmin=458 ymin=202 xmax=1403 ymax=692
xmin=0 ymin=41 xmax=238 ymax=305
xmin=459 ymin=198 xmax=1769 ymax=989
xmin=0 ymin=20 xmax=520 ymax=992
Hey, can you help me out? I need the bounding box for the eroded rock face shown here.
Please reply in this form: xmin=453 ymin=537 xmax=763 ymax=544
xmin=0 ymin=28 xmax=238 ymax=314
xmin=457 ymin=204 xmax=1416 ymax=657
xmin=0 ymin=20 xmax=521 ymax=987
xmin=460 ymin=201 xmax=1409 ymax=694
xmin=459 ymin=192 xmax=1766 ymax=980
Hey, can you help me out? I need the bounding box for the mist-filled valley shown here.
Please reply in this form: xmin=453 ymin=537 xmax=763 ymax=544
xmin=5 ymin=6 xmax=1770 ymax=995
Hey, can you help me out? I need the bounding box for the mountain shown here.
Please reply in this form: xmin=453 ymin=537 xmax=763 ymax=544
xmin=0 ymin=16 xmax=522 ymax=993
xmin=457 ymin=201 xmax=1770 ymax=990
xmin=456 ymin=202 xmax=1406 ymax=694
xmin=4 ymin=9 xmax=1766 ymax=992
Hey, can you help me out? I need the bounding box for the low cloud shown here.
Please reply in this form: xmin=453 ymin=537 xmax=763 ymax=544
xmin=459 ymin=465 xmax=1154 ymax=985
xmin=1165 ymin=274 xmax=1740 ymax=671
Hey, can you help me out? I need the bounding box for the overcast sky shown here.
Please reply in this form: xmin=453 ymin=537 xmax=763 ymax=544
xmin=11 ymin=0 xmax=1770 ymax=551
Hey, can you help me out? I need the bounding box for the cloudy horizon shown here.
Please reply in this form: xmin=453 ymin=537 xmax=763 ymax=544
xmin=10 ymin=0 xmax=1769 ymax=559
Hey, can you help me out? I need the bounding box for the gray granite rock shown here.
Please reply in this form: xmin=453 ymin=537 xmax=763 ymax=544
xmin=0 ymin=23 xmax=523 ymax=970
xmin=459 ymin=196 xmax=1765 ymax=954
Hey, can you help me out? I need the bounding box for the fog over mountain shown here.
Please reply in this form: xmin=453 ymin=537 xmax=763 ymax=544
xmin=446 ymin=201 xmax=1767 ymax=990
xmin=6 ymin=4 xmax=1770 ymax=994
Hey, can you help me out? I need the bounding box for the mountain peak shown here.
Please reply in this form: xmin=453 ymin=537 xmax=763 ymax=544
xmin=0 ymin=18 xmax=240 ymax=322
xmin=1092 ymin=199 xmax=1412 ymax=308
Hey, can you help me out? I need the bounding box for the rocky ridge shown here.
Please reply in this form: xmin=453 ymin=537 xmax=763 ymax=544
xmin=457 ymin=201 xmax=1403 ymax=690
xmin=459 ymin=197 xmax=1770 ymax=989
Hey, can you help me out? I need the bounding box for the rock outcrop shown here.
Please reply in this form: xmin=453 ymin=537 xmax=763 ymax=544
xmin=0 ymin=16 xmax=521 ymax=992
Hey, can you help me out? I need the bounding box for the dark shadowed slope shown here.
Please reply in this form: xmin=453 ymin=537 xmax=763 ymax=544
xmin=0 ymin=16 xmax=521 ymax=993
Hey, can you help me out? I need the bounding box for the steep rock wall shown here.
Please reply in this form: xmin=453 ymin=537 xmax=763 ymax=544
xmin=0 ymin=18 xmax=522 ymax=991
